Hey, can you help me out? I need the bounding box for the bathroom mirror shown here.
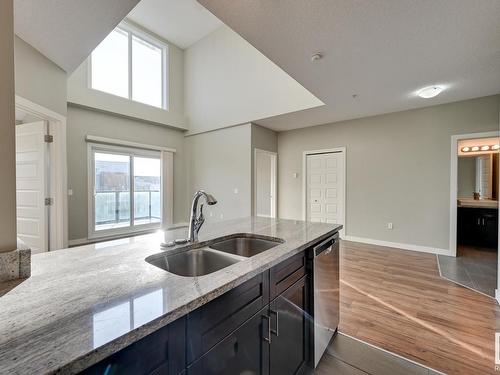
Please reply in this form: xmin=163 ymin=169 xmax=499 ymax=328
xmin=458 ymin=153 xmax=498 ymax=199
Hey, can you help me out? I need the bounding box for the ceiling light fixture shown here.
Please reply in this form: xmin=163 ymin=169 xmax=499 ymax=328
xmin=417 ymin=86 xmax=444 ymax=99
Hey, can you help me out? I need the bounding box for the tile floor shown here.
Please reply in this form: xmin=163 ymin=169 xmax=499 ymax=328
xmin=437 ymin=245 xmax=497 ymax=297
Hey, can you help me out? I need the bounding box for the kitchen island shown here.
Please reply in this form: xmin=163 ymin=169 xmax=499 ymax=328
xmin=0 ymin=217 xmax=341 ymax=374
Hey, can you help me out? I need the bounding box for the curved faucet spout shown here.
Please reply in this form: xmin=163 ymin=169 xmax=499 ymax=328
xmin=188 ymin=190 xmax=218 ymax=242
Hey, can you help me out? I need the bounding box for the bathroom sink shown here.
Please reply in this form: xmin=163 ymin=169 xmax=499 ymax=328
xmin=209 ymin=235 xmax=282 ymax=257
xmin=146 ymin=248 xmax=242 ymax=277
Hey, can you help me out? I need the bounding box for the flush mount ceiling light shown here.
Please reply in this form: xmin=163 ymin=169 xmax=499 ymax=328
xmin=461 ymin=144 xmax=500 ymax=153
xmin=417 ymin=86 xmax=444 ymax=99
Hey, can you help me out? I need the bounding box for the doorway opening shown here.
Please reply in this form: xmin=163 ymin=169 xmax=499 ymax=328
xmin=303 ymin=148 xmax=346 ymax=238
xmin=254 ymin=149 xmax=277 ymax=218
xmin=441 ymin=131 xmax=499 ymax=297
xmin=15 ymin=96 xmax=67 ymax=253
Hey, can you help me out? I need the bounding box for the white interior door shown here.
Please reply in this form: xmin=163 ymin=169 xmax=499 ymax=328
xmin=306 ymin=152 xmax=344 ymax=235
xmin=254 ymin=149 xmax=277 ymax=218
xmin=16 ymin=121 xmax=48 ymax=253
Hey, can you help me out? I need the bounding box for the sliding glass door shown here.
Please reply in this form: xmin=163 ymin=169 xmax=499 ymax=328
xmin=89 ymin=144 xmax=162 ymax=238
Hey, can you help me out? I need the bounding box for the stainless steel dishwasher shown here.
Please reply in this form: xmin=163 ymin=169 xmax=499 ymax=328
xmin=312 ymin=232 xmax=340 ymax=367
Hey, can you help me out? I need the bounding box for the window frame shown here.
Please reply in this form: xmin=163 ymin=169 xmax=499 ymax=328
xmin=87 ymin=143 xmax=163 ymax=240
xmin=89 ymin=21 xmax=169 ymax=110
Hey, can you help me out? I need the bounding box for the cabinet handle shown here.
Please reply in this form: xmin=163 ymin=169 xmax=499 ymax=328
xmin=270 ymin=309 xmax=279 ymax=337
xmin=262 ymin=315 xmax=271 ymax=343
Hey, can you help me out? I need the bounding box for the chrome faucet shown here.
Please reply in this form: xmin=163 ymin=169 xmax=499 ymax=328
xmin=188 ymin=190 xmax=217 ymax=242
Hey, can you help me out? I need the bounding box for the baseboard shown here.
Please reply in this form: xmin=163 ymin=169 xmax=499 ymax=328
xmin=344 ymin=235 xmax=450 ymax=255
xmin=68 ymin=238 xmax=88 ymax=247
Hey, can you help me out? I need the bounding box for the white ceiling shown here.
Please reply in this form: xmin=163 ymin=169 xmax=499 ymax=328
xmin=199 ymin=0 xmax=500 ymax=131
xmin=128 ymin=0 xmax=222 ymax=49
xmin=14 ymin=0 xmax=140 ymax=72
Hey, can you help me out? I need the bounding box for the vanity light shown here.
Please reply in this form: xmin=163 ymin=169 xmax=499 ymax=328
xmin=471 ymin=146 xmax=480 ymax=152
xmin=493 ymin=144 xmax=500 ymax=150
xmin=461 ymin=147 xmax=470 ymax=152
xmin=417 ymin=86 xmax=444 ymax=99
xmin=461 ymin=144 xmax=499 ymax=153
xmin=481 ymin=145 xmax=490 ymax=151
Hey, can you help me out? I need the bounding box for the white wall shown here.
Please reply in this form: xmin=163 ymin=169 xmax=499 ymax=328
xmin=67 ymin=24 xmax=187 ymax=130
xmin=278 ymin=95 xmax=500 ymax=252
xmin=186 ymin=124 xmax=252 ymax=223
xmin=184 ymin=26 xmax=323 ymax=135
xmin=67 ymin=106 xmax=188 ymax=241
xmin=14 ymin=36 xmax=67 ymax=115
xmin=0 ymin=0 xmax=17 ymax=253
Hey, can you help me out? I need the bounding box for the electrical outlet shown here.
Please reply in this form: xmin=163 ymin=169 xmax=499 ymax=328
xmin=387 ymin=223 xmax=393 ymax=230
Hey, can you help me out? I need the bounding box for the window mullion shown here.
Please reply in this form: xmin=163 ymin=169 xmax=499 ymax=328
xmin=130 ymin=154 xmax=134 ymax=228
xmin=128 ymin=31 xmax=133 ymax=101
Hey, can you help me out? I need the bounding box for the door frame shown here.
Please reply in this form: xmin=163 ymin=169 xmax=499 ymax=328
xmin=449 ymin=130 xmax=499 ymax=257
xmin=15 ymin=95 xmax=68 ymax=250
xmin=253 ymin=148 xmax=278 ymax=218
xmin=302 ymin=147 xmax=346 ymax=238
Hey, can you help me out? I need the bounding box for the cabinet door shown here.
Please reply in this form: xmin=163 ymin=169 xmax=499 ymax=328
xmin=270 ymin=276 xmax=311 ymax=375
xmin=187 ymin=307 xmax=270 ymax=375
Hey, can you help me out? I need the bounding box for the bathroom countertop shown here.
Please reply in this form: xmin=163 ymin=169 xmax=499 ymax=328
xmin=457 ymin=198 xmax=498 ymax=209
xmin=0 ymin=217 xmax=341 ymax=374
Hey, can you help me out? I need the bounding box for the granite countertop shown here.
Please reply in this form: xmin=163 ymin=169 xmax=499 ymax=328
xmin=0 ymin=217 xmax=341 ymax=374
xmin=457 ymin=198 xmax=498 ymax=209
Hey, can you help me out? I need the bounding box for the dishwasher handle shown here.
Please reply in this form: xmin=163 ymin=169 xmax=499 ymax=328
xmin=313 ymin=234 xmax=338 ymax=256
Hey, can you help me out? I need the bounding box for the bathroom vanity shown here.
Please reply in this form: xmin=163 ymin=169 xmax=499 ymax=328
xmin=0 ymin=217 xmax=341 ymax=375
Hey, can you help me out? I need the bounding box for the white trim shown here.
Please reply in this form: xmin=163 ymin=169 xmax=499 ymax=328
xmin=85 ymin=135 xmax=176 ymax=153
xmin=15 ymin=95 xmax=68 ymax=250
xmin=344 ymin=235 xmax=450 ymax=255
xmin=449 ymin=130 xmax=499 ymax=257
xmin=253 ymin=148 xmax=278 ymax=218
xmin=495 ymin=289 xmax=500 ymax=305
xmin=302 ymin=147 xmax=346 ymax=238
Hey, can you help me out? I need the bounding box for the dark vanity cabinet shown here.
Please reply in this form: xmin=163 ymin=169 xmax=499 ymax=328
xmin=84 ymin=249 xmax=316 ymax=375
xmin=458 ymin=207 xmax=498 ymax=248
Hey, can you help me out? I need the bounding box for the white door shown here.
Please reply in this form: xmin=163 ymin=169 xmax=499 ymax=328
xmin=16 ymin=121 xmax=48 ymax=253
xmin=306 ymin=152 xmax=344 ymax=234
xmin=254 ymin=149 xmax=277 ymax=218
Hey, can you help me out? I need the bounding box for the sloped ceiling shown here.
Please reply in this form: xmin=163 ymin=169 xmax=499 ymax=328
xmin=199 ymin=0 xmax=500 ymax=131
xmin=14 ymin=0 xmax=140 ymax=73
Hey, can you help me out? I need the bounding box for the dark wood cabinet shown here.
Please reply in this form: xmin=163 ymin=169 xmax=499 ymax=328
xmin=270 ymin=276 xmax=310 ymax=375
xmin=82 ymin=318 xmax=186 ymax=375
xmin=458 ymin=207 xmax=498 ymax=248
xmin=187 ymin=307 xmax=270 ymax=375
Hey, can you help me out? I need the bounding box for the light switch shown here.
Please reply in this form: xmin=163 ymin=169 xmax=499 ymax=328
xmin=387 ymin=223 xmax=393 ymax=230
xmin=234 ymin=188 xmax=239 ymax=194
xmin=68 ymin=189 xmax=73 ymax=196
xmin=293 ymin=172 xmax=299 ymax=178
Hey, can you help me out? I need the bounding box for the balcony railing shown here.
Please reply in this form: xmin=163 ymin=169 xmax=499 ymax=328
xmin=95 ymin=190 xmax=161 ymax=229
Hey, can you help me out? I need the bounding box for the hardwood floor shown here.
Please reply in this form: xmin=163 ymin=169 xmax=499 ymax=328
xmin=339 ymin=240 xmax=500 ymax=375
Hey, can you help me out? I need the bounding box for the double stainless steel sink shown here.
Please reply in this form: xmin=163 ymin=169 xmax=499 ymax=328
xmin=146 ymin=235 xmax=283 ymax=277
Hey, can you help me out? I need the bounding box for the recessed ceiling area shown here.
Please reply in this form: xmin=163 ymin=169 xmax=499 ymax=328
xmin=128 ymin=0 xmax=223 ymax=49
xmin=199 ymin=0 xmax=500 ymax=131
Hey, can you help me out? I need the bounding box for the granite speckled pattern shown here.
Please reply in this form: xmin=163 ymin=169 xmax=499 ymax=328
xmin=0 ymin=217 xmax=341 ymax=374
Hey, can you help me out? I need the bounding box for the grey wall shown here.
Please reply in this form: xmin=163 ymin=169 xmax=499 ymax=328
xmin=67 ymin=106 xmax=187 ymax=241
xmin=278 ymin=95 xmax=500 ymax=251
xmin=186 ymin=124 xmax=252 ymax=223
xmin=184 ymin=26 xmax=322 ymax=134
xmin=0 ymin=0 xmax=17 ymax=252
xmin=14 ymin=36 xmax=67 ymax=115
xmin=457 ymin=157 xmax=477 ymax=197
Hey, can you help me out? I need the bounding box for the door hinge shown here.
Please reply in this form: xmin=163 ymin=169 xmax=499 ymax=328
xmin=44 ymin=134 xmax=53 ymax=143
xmin=45 ymin=198 xmax=54 ymax=206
